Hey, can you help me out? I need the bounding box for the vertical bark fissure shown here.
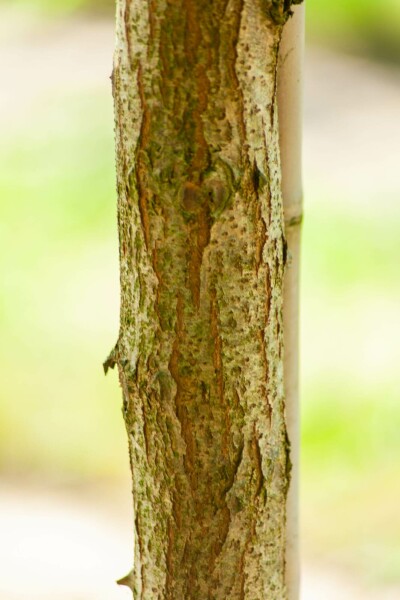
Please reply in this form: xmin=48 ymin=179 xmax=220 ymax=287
xmin=136 ymin=62 xmax=151 ymax=250
xmin=110 ymin=1 xmax=302 ymax=598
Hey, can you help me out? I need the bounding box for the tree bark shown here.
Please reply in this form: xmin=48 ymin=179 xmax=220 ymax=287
xmin=107 ymin=1 xmax=302 ymax=598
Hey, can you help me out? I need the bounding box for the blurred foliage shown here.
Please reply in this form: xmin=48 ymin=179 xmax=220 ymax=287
xmin=307 ymin=0 xmax=400 ymax=63
xmin=5 ymin=0 xmax=400 ymax=61
xmin=4 ymin=0 xmax=113 ymax=15
xmin=0 ymin=88 xmax=126 ymax=480
xmin=300 ymin=205 xmax=400 ymax=585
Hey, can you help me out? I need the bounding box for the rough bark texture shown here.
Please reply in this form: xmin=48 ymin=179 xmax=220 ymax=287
xmin=108 ymin=1 xmax=301 ymax=598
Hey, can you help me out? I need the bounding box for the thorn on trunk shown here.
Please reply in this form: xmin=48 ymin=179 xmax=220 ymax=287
xmin=103 ymin=343 xmax=119 ymax=375
xmin=117 ymin=569 xmax=135 ymax=591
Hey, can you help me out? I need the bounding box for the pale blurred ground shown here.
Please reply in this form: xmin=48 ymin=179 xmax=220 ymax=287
xmin=0 ymin=3 xmax=399 ymax=599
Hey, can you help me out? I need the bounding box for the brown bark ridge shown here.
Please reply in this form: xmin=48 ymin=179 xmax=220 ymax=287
xmin=108 ymin=1 xmax=301 ymax=598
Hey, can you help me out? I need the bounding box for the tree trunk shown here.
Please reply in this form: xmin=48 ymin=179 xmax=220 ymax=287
xmin=107 ymin=1 xmax=302 ymax=598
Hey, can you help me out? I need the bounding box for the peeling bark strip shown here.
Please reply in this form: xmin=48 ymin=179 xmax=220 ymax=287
xmin=111 ymin=1 xmax=300 ymax=598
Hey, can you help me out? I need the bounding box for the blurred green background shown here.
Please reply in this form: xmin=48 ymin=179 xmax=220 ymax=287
xmin=0 ymin=1 xmax=399 ymax=598
xmin=7 ymin=0 xmax=400 ymax=62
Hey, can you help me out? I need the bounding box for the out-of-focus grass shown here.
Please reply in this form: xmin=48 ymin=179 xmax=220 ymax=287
xmin=300 ymin=204 xmax=400 ymax=585
xmin=0 ymin=89 xmax=127 ymax=479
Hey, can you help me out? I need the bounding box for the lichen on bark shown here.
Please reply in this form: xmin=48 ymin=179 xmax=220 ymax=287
xmin=109 ymin=0 xmax=300 ymax=597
